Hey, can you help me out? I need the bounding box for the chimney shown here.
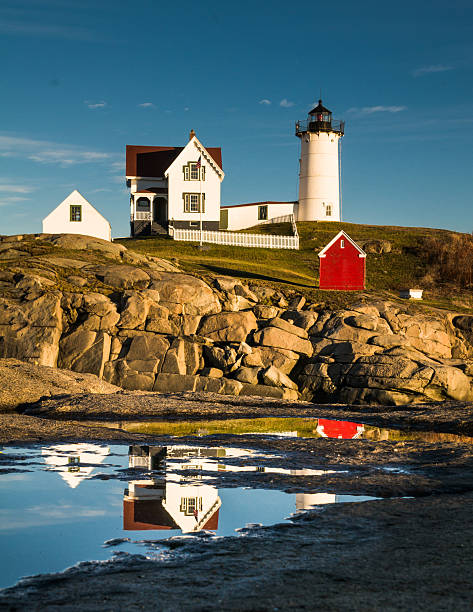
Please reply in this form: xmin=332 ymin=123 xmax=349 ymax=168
xmin=189 ymin=129 xmax=196 ymax=141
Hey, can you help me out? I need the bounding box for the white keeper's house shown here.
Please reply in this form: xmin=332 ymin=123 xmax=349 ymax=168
xmin=42 ymin=190 xmax=111 ymax=241
xmin=126 ymin=130 xmax=224 ymax=237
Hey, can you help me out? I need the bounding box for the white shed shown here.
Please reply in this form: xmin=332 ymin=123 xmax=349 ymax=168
xmin=42 ymin=190 xmax=111 ymax=241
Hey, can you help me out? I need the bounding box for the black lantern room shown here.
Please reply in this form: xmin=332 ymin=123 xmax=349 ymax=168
xmin=295 ymin=99 xmax=344 ymax=137
xmin=308 ymin=100 xmax=332 ymax=130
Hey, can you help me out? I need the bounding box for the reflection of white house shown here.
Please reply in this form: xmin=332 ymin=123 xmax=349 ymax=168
xmin=42 ymin=190 xmax=111 ymax=241
xmin=123 ymin=446 xmax=341 ymax=534
xmin=42 ymin=443 xmax=110 ymax=489
xmin=124 ymin=446 xmax=224 ymax=532
xmin=126 ymin=131 xmax=224 ymax=237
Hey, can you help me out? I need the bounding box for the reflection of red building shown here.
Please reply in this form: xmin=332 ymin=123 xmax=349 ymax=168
xmin=317 ymin=419 xmax=364 ymax=439
xmin=124 ymin=498 xmax=178 ymax=530
xmin=123 ymin=497 xmax=220 ymax=531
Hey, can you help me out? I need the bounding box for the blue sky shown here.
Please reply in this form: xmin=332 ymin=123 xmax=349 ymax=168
xmin=1 ymin=0 xmax=472 ymax=237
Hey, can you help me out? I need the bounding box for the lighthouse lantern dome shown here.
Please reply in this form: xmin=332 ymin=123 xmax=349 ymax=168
xmin=308 ymin=99 xmax=332 ymax=130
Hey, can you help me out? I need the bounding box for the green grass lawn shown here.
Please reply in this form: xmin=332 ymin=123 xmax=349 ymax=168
xmin=117 ymin=221 xmax=473 ymax=312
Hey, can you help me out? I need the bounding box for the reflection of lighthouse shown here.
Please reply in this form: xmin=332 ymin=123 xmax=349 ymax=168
xmin=295 ymin=99 xmax=344 ymax=222
xmin=296 ymin=493 xmax=337 ymax=512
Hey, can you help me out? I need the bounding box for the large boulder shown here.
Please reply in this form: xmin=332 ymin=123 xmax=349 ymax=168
xmin=46 ymin=233 xmax=126 ymax=258
xmin=59 ymin=330 xmax=111 ymax=378
xmin=199 ymin=311 xmax=257 ymax=343
xmin=0 ymin=358 xmax=119 ymax=412
xmin=262 ymin=365 xmax=298 ymax=390
xmin=161 ymin=339 xmax=203 ymax=375
xmin=253 ymin=326 xmax=313 ymax=357
xmin=149 ymin=273 xmax=221 ymax=316
xmin=92 ymin=265 xmax=150 ymax=290
xmin=0 ymin=293 xmax=63 ymax=367
xmin=243 ymin=346 xmax=300 ymax=375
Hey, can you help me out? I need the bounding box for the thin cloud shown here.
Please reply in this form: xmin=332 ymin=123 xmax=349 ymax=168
xmin=412 ymin=64 xmax=454 ymax=77
xmin=0 ymin=134 xmax=113 ymax=167
xmin=138 ymin=102 xmax=155 ymax=108
xmin=0 ymin=196 xmax=30 ymax=206
xmin=280 ymin=98 xmax=295 ymax=108
xmin=85 ymin=101 xmax=107 ymax=109
xmin=0 ymin=505 xmax=107 ymax=531
xmin=347 ymin=105 xmax=407 ymax=115
xmin=259 ymin=99 xmax=271 ymax=106
xmin=0 ymin=183 xmax=35 ymax=194
xmin=109 ymin=160 xmax=124 ymax=172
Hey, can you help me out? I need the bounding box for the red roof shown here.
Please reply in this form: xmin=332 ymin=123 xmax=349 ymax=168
xmin=221 ymin=201 xmax=296 ymax=209
xmin=126 ymin=145 xmax=223 ymax=177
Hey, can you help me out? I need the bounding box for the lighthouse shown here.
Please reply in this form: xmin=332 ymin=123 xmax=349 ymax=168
xmin=295 ymin=100 xmax=344 ymax=222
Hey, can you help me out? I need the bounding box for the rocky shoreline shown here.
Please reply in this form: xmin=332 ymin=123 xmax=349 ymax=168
xmin=2 ymin=233 xmax=473 ymax=610
xmin=2 ymin=233 xmax=473 ymax=405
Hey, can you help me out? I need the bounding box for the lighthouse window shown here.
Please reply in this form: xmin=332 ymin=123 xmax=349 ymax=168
xmin=258 ymin=205 xmax=268 ymax=220
xmin=325 ymin=204 xmax=332 ymax=217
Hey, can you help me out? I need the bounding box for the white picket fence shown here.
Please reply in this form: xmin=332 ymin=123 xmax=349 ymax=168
xmin=169 ymin=226 xmax=299 ymax=250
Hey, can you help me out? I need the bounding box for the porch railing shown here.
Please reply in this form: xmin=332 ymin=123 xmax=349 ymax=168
xmin=132 ymin=211 xmax=152 ymax=221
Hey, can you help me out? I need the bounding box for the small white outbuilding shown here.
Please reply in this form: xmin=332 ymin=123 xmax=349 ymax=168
xmin=42 ymin=190 xmax=111 ymax=241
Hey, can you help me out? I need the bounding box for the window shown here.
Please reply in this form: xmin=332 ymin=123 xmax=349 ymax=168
xmin=340 ymin=239 xmax=345 ymax=249
xmin=183 ymin=192 xmax=205 ymax=213
xmin=258 ymin=205 xmax=268 ymax=220
xmin=68 ymin=456 xmax=80 ymax=473
xmin=180 ymin=497 xmax=203 ymax=515
xmin=325 ymin=204 xmax=332 ymax=217
xmin=136 ymin=197 xmax=150 ymax=209
xmin=70 ymin=205 xmax=82 ymax=222
xmin=183 ymin=162 xmax=205 ymax=181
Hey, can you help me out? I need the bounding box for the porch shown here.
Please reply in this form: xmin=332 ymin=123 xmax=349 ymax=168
xmin=130 ymin=191 xmax=168 ymax=237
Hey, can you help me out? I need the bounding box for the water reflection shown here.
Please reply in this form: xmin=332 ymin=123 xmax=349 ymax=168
xmin=42 ymin=444 xmax=110 ymax=489
xmin=0 ymin=443 xmax=377 ymax=589
xmin=105 ymin=417 xmax=473 ymax=444
xmin=124 ymin=445 xmax=343 ymax=534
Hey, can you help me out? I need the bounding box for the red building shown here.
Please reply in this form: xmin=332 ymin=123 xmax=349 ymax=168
xmin=318 ymin=230 xmax=366 ymax=290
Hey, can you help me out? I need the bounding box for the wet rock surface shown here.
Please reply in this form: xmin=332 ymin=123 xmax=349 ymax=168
xmin=1 ymin=392 xmax=473 ymax=609
xmin=1 ymin=493 xmax=472 ymax=612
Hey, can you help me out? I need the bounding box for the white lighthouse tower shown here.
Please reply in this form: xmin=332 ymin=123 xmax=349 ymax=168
xmin=295 ymin=100 xmax=344 ymax=222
